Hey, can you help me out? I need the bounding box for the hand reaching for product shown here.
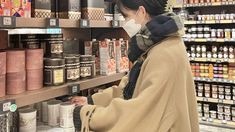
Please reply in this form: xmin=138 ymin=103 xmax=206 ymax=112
xmin=70 ymin=96 xmax=88 ymax=106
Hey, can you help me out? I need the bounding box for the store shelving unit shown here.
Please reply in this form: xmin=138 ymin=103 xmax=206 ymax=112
xmin=200 ymin=119 xmax=235 ymax=129
xmin=183 ymin=38 xmax=235 ymax=42
xmin=183 ymin=1 xmax=235 ymax=7
xmin=184 ymin=20 xmax=235 ymax=25
xmin=189 ymin=57 xmax=235 ymax=63
xmin=0 ymin=73 xmax=126 ymax=108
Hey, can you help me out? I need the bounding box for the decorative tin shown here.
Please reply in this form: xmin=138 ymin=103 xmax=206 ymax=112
xmin=27 ymin=69 xmax=43 ymax=91
xmin=81 ymin=0 xmax=105 ymax=20
xmin=26 ymin=49 xmax=44 ymax=70
xmin=58 ymin=0 xmax=81 ymax=19
xmin=11 ymin=0 xmax=31 ymax=18
xmin=44 ymin=58 xmax=65 ymax=86
xmin=6 ymin=71 xmax=26 ymax=95
xmin=6 ymin=50 xmax=25 ymax=73
xmin=19 ymin=109 xmax=37 ymax=132
xmin=65 ymin=54 xmax=80 ymax=82
xmin=80 ymin=55 xmax=95 ymax=78
xmin=48 ymin=100 xmax=61 ymax=127
xmin=59 ymin=102 xmax=75 ymax=128
xmin=31 ymin=0 xmax=52 ymax=18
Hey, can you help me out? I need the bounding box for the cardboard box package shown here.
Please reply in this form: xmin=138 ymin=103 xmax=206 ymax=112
xmin=58 ymin=0 xmax=81 ymax=19
xmin=84 ymin=39 xmax=101 ymax=73
xmin=31 ymin=0 xmax=52 ymax=18
xmin=0 ymin=0 xmax=11 ymax=16
xmin=104 ymin=1 xmax=113 ymax=21
xmin=12 ymin=0 xmax=31 ymax=17
xmin=99 ymin=39 xmax=116 ymax=75
xmin=81 ymin=0 xmax=105 ymax=20
xmin=116 ymin=38 xmax=129 ymax=73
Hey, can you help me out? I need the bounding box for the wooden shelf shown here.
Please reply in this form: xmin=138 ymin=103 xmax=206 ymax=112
xmin=184 ymin=1 xmax=235 ymax=7
xmin=194 ymin=77 xmax=235 ymax=84
xmin=197 ymin=97 xmax=235 ymax=105
xmin=0 ymin=17 xmax=124 ymax=28
xmin=184 ymin=38 xmax=235 ymax=42
xmin=200 ymin=118 xmax=235 ymax=129
xmin=189 ymin=57 xmax=235 ymax=63
xmin=184 ymin=20 xmax=235 ymax=25
xmin=0 ymin=73 xmax=126 ymax=108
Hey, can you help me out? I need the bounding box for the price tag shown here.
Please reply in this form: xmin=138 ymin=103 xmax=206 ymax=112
xmin=218 ymin=99 xmax=223 ymax=103
xmin=0 ymin=16 xmax=16 ymax=28
xmin=0 ymin=100 xmax=16 ymax=114
xmin=68 ymin=84 xmax=80 ymax=95
xmin=80 ymin=19 xmax=90 ymax=28
xmin=196 ymin=21 xmax=202 ymax=24
xmin=46 ymin=18 xmax=59 ymax=28
xmin=112 ymin=20 xmax=120 ymax=28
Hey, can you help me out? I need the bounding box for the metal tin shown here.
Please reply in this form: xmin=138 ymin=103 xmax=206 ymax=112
xmin=225 ymin=86 xmax=231 ymax=93
xmin=204 ymin=112 xmax=210 ymax=118
xmin=212 ymin=92 xmax=218 ymax=99
xmin=7 ymin=71 xmax=26 ymax=95
xmin=218 ymin=86 xmax=224 ymax=92
xmin=45 ymin=40 xmax=64 ymax=58
xmin=225 ymin=93 xmax=232 ymax=100
xmin=197 ymin=90 xmax=203 ymax=97
xmin=219 ymin=92 xmax=225 ymax=99
xmin=0 ymin=52 xmax=6 ymax=75
xmin=65 ymin=54 xmax=80 ymax=82
xmin=197 ymin=103 xmax=202 ymax=112
xmin=232 ymin=107 xmax=235 ymax=116
xmin=225 ymin=114 xmax=231 ymax=121
xmin=212 ymin=85 xmax=218 ymax=92
xmin=218 ymin=104 xmax=224 ymax=113
xmin=26 ymin=49 xmax=44 ymax=70
xmin=210 ymin=111 xmax=217 ymax=119
xmin=80 ymin=55 xmax=96 ymax=78
xmin=47 ymin=100 xmax=61 ymax=127
xmin=205 ymin=91 xmax=210 ymax=98
xmin=225 ymin=29 xmax=231 ymax=39
xmin=218 ymin=113 xmax=224 ymax=120
xmin=224 ymin=105 xmax=231 ymax=114
xmin=203 ymin=104 xmax=209 ymax=112
xmin=59 ymin=102 xmax=75 ymax=128
xmin=27 ymin=69 xmax=43 ymax=91
xmin=44 ymin=58 xmax=65 ymax=86
xmin=6 ymin=50 xmax=25 ymax=73
xmin=211 ymin=29 xmax=217 ymax=38
xmin=19 ymin=108 xmax=37 ymax=132
xmin=204 ymin=84 xmax=210 ymax=91
xmin=217 ymin=29 xmax=224 ymax=38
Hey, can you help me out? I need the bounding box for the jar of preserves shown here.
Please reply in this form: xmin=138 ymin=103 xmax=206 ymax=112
xmin=211 ymin=29 xmax=217 ymax=38
xmin=217 ymin=29 xmax=224 ymax=38
xmin=225 ymin=29 xmax=231 ymax=39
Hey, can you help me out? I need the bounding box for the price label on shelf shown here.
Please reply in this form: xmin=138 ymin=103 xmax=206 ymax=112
xmin=80 ymin=19 xmax=90 ymax=28
xmin=68 ymin=84 xmax=80 ymax=95
xmin=46 ymin=18 xmax=59 ymax=28
xmin=0 ymin=99 xmax=16 ymax=114
xmin=0 ymin=16 xmax=16 ymax=28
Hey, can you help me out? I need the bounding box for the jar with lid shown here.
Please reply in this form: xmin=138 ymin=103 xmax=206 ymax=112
xmin=217 ymin=29 xmax=224 ymax=38
xmin=191 ymin=32 xmax=197 ymax=38
xmin=211 ymin=29 xmax=217 ymax=38
xmin=44 ymin=58 xmax=65 ymax=86
xmin=224 ymin=29 xmax=231 ymax=39
xmin=215 ymin=14 xmax=220 ymax=20
xmin=80 ymin=55 xmax=96 ymax=79
xmin=220 ymin=14 xmax=226 ymax=20
xmin=191 ymin=26 xmax=197 ymax=32
xmin=226 ymin=14 xmax=230 ymax=20
xmin=65 ymin=54 xmax=80 ymax=82
xmin=197 ymin=32 xmax=204 ymax=38
xmin=204 ymin=32 xmax=211 ymax=38
xmin=197 ymin=26 xmax=204 ymax=32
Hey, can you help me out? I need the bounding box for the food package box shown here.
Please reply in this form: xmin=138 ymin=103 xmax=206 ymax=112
xmin=0 ymin=0 xmax=11 ymax=16
xmin=31 ymin=0 xmax=52 ymax=18
xmin=12 ymin=0 xmax=31 ymax=18
xmin=81 ymin=0 xmax=105 ymax=20
xmin=104 ymin=1 xmax=113 ymax=21
xmin=99 ymin=39 xmax=116 ymax=75
xmin=84 ymin=39 xmax=101 ymax=73
xmin=58 ymin=0 xmax=81 ymax=19
xmin=115 ymin=39 xmax=129 ymax=73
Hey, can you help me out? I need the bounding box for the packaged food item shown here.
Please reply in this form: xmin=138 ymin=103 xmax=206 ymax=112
xmin=81 ymin=0 xmax=105 ymax=20
xmin=12 ymin=0 xmax=31 ymax=18
xmin=58 ymin=0 xmax=81 ymax=19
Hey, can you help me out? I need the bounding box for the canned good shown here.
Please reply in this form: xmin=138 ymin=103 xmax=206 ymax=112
xmin=80 ymin=55 xmax=96 ymax=78
xmin=224 ymin=105 xmax=231 ymax=114
xmin=218 ymin=113 xmax=224 ymax=120
xmin=210 ymin=111 xmax=217 ymax=119
xmin=225 ymin=114 xmax=231 ymax=121
xmin=212 ymin=92 xmax=218 ymax=99
xmin=65 ymin=54 xmax=80 ymax=82
xmin=218 ymin=104 xmax=224 ymax=113
xmin=204 ymin=104 xmax=210 ymax=112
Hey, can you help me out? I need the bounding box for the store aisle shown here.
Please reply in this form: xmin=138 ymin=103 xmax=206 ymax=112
xmin=200 ymin=125 xmax=235 ymax=132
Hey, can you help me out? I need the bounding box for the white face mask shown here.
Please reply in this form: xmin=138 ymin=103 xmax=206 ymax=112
xmin=123 ymin=19 xmax=142 ymax=38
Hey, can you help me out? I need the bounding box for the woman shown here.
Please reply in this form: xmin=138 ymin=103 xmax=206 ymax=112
xmin=71 ymin=0 xmax=199 ymax=131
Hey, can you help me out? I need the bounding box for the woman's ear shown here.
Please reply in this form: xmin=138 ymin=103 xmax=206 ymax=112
xmin=138 ymin=6 xmax=146 ymax=16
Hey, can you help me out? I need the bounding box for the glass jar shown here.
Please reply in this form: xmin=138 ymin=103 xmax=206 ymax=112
xmin=215 ymin=14 xmax=220 ymax=20
xmin=225 ymin=29 xmax=231 ymax=39
xmin=211 ymin=29 xmax=217 ymax=38
xmin=197 ymin=31 xmax=204 ymax=38
xmin=232 ymin=29 xmax=235 ymax=39
xmin=217 ymin=29 xmax=224 ymax=38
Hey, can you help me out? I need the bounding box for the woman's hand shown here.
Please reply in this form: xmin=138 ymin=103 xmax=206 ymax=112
xmin=70 ymin=96 xmax=88 ymax=106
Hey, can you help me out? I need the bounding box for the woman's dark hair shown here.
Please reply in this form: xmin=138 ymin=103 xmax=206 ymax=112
xmin=117 ymin=0 xmax=167 ymax=16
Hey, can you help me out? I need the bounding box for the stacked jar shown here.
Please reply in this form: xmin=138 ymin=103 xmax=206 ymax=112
xmin=6 ymin=50 xmax=26 ymax=95
xmin=21 ymin=34 xmax=40 ymax=49
xmin=65 ymin=54 xmax=80 ymax=82
xmin=197 ymin=14 xmax=235 ymax=21
xmin=0 ymin=51 xmax=6 ymax=97
xmin=80 ymin=55 xmax=96 ymax=79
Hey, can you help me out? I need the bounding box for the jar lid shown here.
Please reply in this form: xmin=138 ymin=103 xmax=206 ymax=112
xmin=217 ymin=29 xmax=224 ymax=31
xmin=21 ymin=34 xmax=38 ymax=39
xmin=80 ymin=55 xmax=94 ymax=62
xmin=210 ymin=111 xmax=217 ymax=114
xmin=225 ymin=29 xmax=231 ymax=31
xmin=47 ymin=100 xmax=62 ymax=105
xmin=19 ymin=108 xmax=37 ymax=114
xmin=65 ymin=54 xmax=80 ymax=64
xmin=44 ymin=58 xmax=65 ymax=66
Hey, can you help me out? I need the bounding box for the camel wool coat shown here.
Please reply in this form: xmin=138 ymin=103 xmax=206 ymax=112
xmin=78 ymin=36 xmax=200 ymax=132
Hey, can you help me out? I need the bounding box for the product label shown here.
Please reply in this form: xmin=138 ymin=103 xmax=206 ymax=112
xmin=84 ymin=41 xmax=92 ymax=55
xmin=80 ymin=67 xmax=91 ymax=77
xmin=44 ymin=69 xmax=53 ymax=85
xmin=67 ymin=68 xmax=80 ymax=80
xmin=53 ymin=69 xmax=64 ymax=84
xmin=51 ymin=44 xmax=63 ymax=54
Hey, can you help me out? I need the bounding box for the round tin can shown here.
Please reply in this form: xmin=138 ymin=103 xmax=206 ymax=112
xmin=204 ymin=112 xmax=210 ymax=118
xmin=0 ymin=51 xmax=6 ymax=75
xmin=232 ymin=107 xmax=235 ymax=116
xmin=6 ymin=71 xmax=26 ymax=95
xmin=225 ymin=93 xmax=231 ymax=100
xmin=48 ymin=100 xmax=61 ymax=127
xmin=27 ymin=69 xmax=43 ymax=91
xmin=225 ymin=114 xmax=231 ymax=121
xmin=80 ymin=55 xmax=96 ymax=78
xmin=224 ymin=105 xmax=231 ymax=114
xmin=45 ymin=40 xmax=63 ymax=58
xmin=219 ymin=92 xmax=225 ymax=99
xmin=21 ymin=34 xmax=40 ymax=49
xmin=19 ymin=108 xmax=37 ymax=132
xmin=0 ymin=75 xmax=6 ymax=97
xmin=26 ymin=49 xmax=43 ymax=70
xmin=203 ymin=104 xmax=210 ymax=113
xmin=212 ymin=91 xmax=218 ymax=99
xmin=212 ymin=85 xmax=218 ymax=92
xmin=6 ymin=50 xmax=25 ymax=73
xmin=225 ymin=86 xmax=231 ymax=93
xmin=44 ymin=58 xmax=65 ymax=86
xmin=198 ymin=83 xmax=204 ymax=90
xmin=59 ymin=102 xmax=75 ymax=128
xmin=205 ymin=91 xmax=210 ymax=98
xmin=210 ymin=111 xmax=217 ymax=119
xmin=218 ymin=104 xmax=224 ymax=113
xmin=218 ymin=113 xmax=224 ymax=120
xmin=65 ymin=54 xmax=80 ymax=82
xmin=204 ymin=84 xmax=210 ymax=91
xmin=218 ymin=86 xmax=224 ymax=92
xmin=197 ymin=90 xmax=203 ymax=97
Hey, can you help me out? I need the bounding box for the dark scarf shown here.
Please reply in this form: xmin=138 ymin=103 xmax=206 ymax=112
xmin=123 ymin=13 xmax=184 ymax=100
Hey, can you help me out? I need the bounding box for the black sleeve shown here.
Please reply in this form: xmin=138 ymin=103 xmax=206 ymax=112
xmin=87 ymin=96 xmax=94 ymax=105
xmin=73 ymin=106 xmax=83 ymax=131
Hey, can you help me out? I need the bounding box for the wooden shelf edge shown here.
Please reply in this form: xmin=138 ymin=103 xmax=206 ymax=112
xmin=0 ymin=73 xmax=126 ymax=107
xmin=200 ymin=120 xmax=235 ymax=129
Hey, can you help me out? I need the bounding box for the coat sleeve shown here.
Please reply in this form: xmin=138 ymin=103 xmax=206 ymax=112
xmin=90 ymin=75 xmax=128 ymax=107
xmin=80 ymin=51 xmax=177 ymax=132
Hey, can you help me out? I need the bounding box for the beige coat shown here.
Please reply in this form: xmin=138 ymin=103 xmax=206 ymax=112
xmin=80 ymin=36 xmax=199 ymax=132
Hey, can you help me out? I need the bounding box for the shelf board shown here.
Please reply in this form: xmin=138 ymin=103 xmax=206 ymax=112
xmin=184 ymin=1 xmax=235 ymax=7
xmin=194 ymin=77 xmax=235 ymax=84
xmin=184 ymin=20 xmax=235 ymax=25
xmin=0 ymin=73 xmax=126 ymax=108
xmin=200 ymin=118 xmax=235 ymax=129
xmin=197 ymin=97 xmax=235 ymax=105
xmin=16 ymin=18 xmax=47 ymax=28
xmin=189 ymin=57 xmax=235 ymax=63
xmin=184 ymin=38 xmax=235 ymax=43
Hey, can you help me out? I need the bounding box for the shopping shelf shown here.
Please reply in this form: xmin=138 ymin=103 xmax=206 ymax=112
xmin=183 ymin=1 xmax=235 ymax=7
xmin=199 ymin=118 xmax=235 ymax=129
xmin=197 ymin=97 xmax=235 ymax=105
xmin=184 ymin=38 xmax=235 ymax=42
xmin=184 ymin=20 xmax=235 ymax=25
xmin=189 ymin=57 xmax=235 ymax=63
xmin=194 ymin=77 xmax=235 ymax=84
xmin=0 ymin=73 xmax=126 ymax=108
